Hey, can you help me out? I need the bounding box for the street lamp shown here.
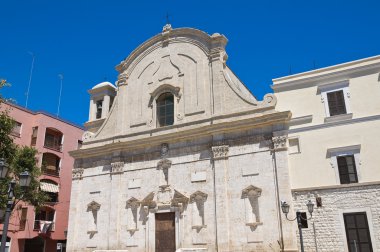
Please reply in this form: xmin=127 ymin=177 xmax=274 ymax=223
xmin=281 ymin=200 xmax=314 ymax=252
xmin=0 ymin=158 xmax=32 ymax=252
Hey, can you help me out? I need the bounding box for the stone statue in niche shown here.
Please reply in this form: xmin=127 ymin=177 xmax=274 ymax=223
xmin=87 ymin=201 xmax=101 ymax=236
xmin=190 ymin=191 xmax=208 ymax=230
xmin=241 ymin=185 xmax=262 ymax=228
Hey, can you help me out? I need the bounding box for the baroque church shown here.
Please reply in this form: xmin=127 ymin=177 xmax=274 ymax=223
xmin=67 ymin=24 xmax=298 ymax=252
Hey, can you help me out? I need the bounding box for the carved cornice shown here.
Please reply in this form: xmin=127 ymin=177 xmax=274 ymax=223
xmin=71 ymin=110 xmax=291 ymax=159
xmin=272 ymin=136 xmax=287 ymax=150
xmin=148 ymin=84 xmax=181 ymax=107
xmin=87 ymin=201 xmax=101 ymax=211
xmin=72 ymin=168 xmax=84 ymax=180
xmin=242 ymin=185 xmax=262 ymax=198
xmin=126 ymin=197 xmax=140 ymax=209
xmin=190 ymin=191 xmax=208 ymax=203
xmin=111 ymin=161 xmax=124 ymax=174
xmin=211 ymin=145 xmax=229 ymax=160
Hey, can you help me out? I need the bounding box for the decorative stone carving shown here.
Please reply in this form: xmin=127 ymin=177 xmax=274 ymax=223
xmin=117 ymin=72 xmax=129 ymax=86
xmin=211 ymin=145 xmax=229 ymax=160
xmin=162 ymin=24 xmax=172 ymax=45
xmin=87 ymin=201 xmax=101 ymax=211
xmin=82 ymin=131 xmax=94 ymax=141
xmin=272 ymin=136 xmax=287 ymax=150
xmin=72 ymin=168 xmax=84 ymax=180
xmin=160 ymin=143 xmax=169 ymax=158
xmin=149 ymin=84 xmax=181 ymax=107
xmin=110 ymin=161 xmax=124 ymax=174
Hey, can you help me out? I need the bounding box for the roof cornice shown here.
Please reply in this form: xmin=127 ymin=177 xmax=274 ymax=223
xmin=70 ymin=110 xmax=291 ymax=159
xmin=272 ymin=55 xmax=380 ymax=92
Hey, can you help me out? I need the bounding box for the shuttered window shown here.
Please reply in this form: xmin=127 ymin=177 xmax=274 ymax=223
xmin=327 ymin=90 xmax=347 ymax=116
xmin=19 ymin=208 xmax=28 ymax=230
xmin=337 ymin=155 xmax=358 ymax=184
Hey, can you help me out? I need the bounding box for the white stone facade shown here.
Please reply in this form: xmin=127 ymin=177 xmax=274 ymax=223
xmin=292 ymin=184 xmax=380 ymax=252
xmin=273 ymin=55 xmax=380 ymax=251
xmin=67 ymin=25 xmax=298 ymax=252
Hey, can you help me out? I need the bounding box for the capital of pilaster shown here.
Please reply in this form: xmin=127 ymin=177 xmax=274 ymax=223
xmin=272 ymin=136 xmax=288 ymax=150
xmin=117 ymin=72 xmax=129 ymax=86
xmin=211 ymin=145 xmax=229 ymax=160
xmin=72 ymin=168 xmax=84 ymax=180
xmin=111 ymin=161 xmax=124 ymax=174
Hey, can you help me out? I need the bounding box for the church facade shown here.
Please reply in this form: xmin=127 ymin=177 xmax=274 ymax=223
xmin=67 ymin=25 xmax=298 ymax=252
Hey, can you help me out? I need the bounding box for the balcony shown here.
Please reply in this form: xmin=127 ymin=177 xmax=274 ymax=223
xmin=34 ymin=220 xmax=55 ymax=232
xmin=41 ymin=153 xmax=61 ymax=177
xmin=44 ymin=128 xmax=63 ymax=152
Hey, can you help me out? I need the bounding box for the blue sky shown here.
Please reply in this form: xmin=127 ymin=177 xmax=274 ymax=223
xmin=1 ymin=0 xmax=379 ymax=126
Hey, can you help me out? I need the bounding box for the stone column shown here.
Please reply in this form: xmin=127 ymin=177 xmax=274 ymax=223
xmin=272 ymin=135 xmax=298 ymax=251
xmin=101 ymin=95 xmax=111 ymax=118
xmin=211 ymin=145 xmax=231 ymax=252
xmin=89 ymin=98 xmax=96 ymax=121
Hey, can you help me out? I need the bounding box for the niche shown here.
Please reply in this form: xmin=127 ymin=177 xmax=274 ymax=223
xmin=241 ymin=185 xmax=262 ymax=227
xmin=190 ymin=191 xmax=208 ymax=229
xmin=126 ymin=197 xmax=140 ymax=231
xmin=87 ymin=201 xmax=101 ymax=235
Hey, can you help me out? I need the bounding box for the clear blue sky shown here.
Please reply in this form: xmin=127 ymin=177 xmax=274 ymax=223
xmin=1 ymin=0 xmax=379 ymax=126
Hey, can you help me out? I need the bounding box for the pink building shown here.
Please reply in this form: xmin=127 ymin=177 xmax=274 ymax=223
xmin=0 ymin=103 xmax=83 ymax=252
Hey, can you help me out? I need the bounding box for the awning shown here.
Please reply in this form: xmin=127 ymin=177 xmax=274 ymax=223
xmin=40 ymin=182 xmax=59 ymax=193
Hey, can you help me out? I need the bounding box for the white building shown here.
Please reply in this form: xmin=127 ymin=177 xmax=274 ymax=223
xmin=273 ymin=55 xmax=380 ymax=252
xmin=67 ymin=25 xmax=300 ymax=252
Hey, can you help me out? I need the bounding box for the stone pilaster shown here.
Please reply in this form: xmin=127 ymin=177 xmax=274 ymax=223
xmin=272 ymin=135 xmax=298 ymax=251
xmin=211 ymin=144 xmax=231 ymax=252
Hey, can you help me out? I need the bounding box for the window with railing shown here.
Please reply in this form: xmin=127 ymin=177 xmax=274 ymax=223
xmin=41 ymin=153 xmax=61 ymax=176
xmin=44 ymin=128 xmax=63 ymax=151
xmin=34 ymin=207 xmax=55 ymax=232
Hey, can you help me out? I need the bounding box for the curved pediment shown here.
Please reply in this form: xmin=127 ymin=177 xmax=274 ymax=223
xmin=78 ymin=25 xmax=281 ymax=149
xmin=116 ymin=26 xmax=227 ymax=75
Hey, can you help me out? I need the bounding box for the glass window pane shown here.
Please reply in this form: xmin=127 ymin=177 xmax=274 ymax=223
xmin=349 ymin=174 xmax=357 ymax=183
xmin=358 ymin=229 xmax=369 ymax=242
xmin=348 ymin=230 xmax=358 ymax=241
xmin=345 ymin=216 xmax=356 ymax=228
xmin=360 ymin=244 xmax=371 ymax=252
xmin=340 ymin=174 xmax=350 ymax=184
xmin=355 ymin=215 xmax=367 ymax=228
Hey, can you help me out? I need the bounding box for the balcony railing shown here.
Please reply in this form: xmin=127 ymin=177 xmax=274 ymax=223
xmin=44 ymin=142 xmax=62 ymax=152
xmin=41 ymin=167 xmax=60 ymax=177
xmin=34 ymin=220 xmax=55 ymax=232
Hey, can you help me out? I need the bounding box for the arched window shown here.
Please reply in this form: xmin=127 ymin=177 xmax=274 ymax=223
xmin=157 ymin=92 xmax=174 ymax=127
